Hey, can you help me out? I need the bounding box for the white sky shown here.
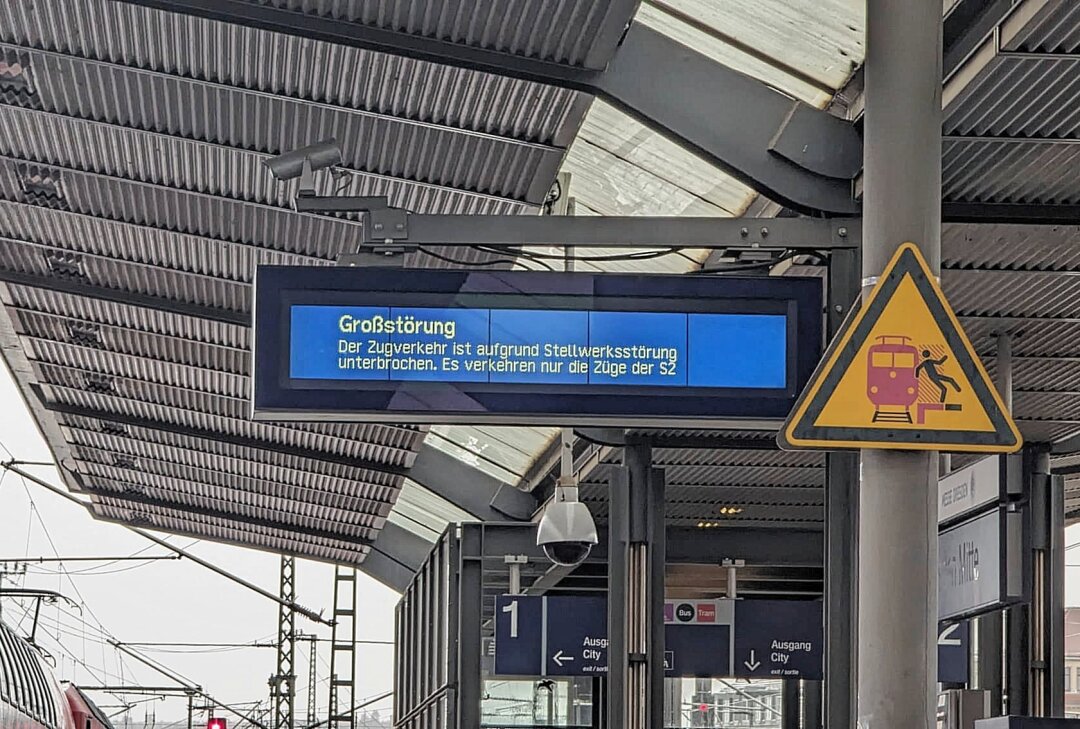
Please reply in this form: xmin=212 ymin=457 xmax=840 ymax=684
xmin=0 ymin=360 xmax=401 ymax=726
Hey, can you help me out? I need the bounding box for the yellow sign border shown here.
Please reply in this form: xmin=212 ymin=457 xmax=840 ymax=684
xmin=780 ymin=242 xmax=1022 ymax=453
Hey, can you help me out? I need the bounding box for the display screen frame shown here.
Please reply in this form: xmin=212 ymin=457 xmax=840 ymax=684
xmin=252 ymin=267 xmax=823 ymax=426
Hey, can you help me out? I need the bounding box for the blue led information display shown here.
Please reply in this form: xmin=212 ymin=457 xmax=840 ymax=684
xmin=288 ymin=305 xmax=787 ymax=389
xmin=251 ymin=267 xmax=822 ymax=425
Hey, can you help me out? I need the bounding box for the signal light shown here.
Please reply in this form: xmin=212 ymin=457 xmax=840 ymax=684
xmin=207 ymin=719 xmax=227 ymax=729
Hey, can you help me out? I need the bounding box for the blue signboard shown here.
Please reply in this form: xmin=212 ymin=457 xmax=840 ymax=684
xmin=289 ymin=306 xmax=787 ymax=389
xmin=493 ymin=595 xmax=821 ymax=680
xmin=938 ymin=621 xmax=970 ymax=685
xmin=733 ymin=600 xmax=823 ymax=679
xmin=252 ymin=268 xmax=822 ymax=425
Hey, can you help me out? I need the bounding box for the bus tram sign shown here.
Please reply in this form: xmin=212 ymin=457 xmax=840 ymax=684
xmin=779 ymin=243 xmax=1021 ymax=453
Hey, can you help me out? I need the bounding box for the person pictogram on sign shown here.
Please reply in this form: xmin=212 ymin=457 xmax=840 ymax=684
xmin=916 ymin=350 xmax=961 ymax=403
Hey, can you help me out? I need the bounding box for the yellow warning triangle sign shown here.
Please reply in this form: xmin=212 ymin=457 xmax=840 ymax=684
xmin=780 ymin=242 xmax=1022 ymax=453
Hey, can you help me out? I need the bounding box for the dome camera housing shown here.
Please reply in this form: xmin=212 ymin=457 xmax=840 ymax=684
xmin=536 ymin=497 xmax=598 ymax=567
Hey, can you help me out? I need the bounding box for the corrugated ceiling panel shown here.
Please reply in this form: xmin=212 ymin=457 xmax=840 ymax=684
xmin=2 ymin=286 xmax=249 ymax=349
xmin=664 ymin=484 xmax=823 ymax=507
xmin=259 ymin=0 xmax=618 ymax=67
xmin=39 ymin=383 xmax=418 ymax=463
xmin=945 ymin=269 xmax=1080 ymax=319
xmin=6 ymin=44 xmax=559 ymax=201
xmin=0 ymin=105 xmax=522 ymax=216
xmin=961 ymin=316 xmax=1080 ymax=359
xmin=584 ymin=462 xmax=822 ymax=488
xmin=1015 ymin=390 xmax=1080 ymax=421
xmin=91 ymin=500 xmax=369 ymax=564
xmin=71 ymin=443 xmax=397 ymax=510
xmin=60 ymin=416 xmax=400 ymax=495
xmin=0 ymin=0 xmax=583 ymax=143
xmin=648 ymin=447 xmax=824 ymax=468
xmin=25 ymin=338 xmax=247 ymax=398
xmin=10 ymin=310 xmax=247 ymax=372
xmin=1003 ymin=1 xmax=1080 ymax=54
xmin=945 ymin=57 xmax=1080 ymax=139
xmin=984 ymin=357 xmax=1080 ymax=393
xmin=0 ymin=201 xmax=323 ymax=282
xmin=78 ymin=467 xmax=385 ymax=538
xmin=943 ymin=223 xmax=1080 ymax=271
xmin=0 ymin=237 xmax=250 ymax=314
xmin=943 ymin=138 xmax=1080 ymax=205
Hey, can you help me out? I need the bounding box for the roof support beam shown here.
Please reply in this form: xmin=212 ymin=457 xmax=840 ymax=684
xmin=943 ymin=0 xmax=1018 ymax=81
xmin=112 ymin=0 xmax=862 ymax=216
xmin=447 ymin=521 xmax=823 ymax=567
xmin=408 ymin=447 xmax=538 ymax=521
xmin=362 ymin=522 xmax=433 ymax=592
xmin=941 ymin=202 xmax=1080 ymax=225
xmin=349 ymin=214 xmax=861 ymax=249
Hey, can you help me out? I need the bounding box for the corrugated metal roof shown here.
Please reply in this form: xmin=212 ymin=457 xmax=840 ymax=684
xmin=1 ymin=42 xmax=561 ymax=202
xmin=0 ymin=0 xmax=596 ymax=568
xmin=943 ymin=1 xmax=1080 ymax=206
xmin=255 ymin=0 xmax=625 ymax=68
xmin=0 ymin=0 xmax=584 ymax=143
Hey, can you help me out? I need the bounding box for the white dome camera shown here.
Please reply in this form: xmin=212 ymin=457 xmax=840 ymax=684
xmin=536 ymin=484 xmax=598 ymax=567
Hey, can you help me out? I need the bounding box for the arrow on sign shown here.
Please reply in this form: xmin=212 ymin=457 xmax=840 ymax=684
xmin=552 ymin=650 xmax=575 ymax=667
xmin=744 ymin=650 xmax=761 ymax=671
xmin=939 ymin=624 xmax=962 ymax=647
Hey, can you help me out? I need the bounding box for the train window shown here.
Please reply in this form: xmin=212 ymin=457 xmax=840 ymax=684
xmin=894 ymin=352 xmax=916 ymax=368
xmin=871 ymin=352 xmax=894 ymax=368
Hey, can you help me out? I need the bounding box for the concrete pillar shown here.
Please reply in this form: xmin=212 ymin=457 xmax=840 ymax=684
xmin=858 ymin=0 xmax=942 ymax=727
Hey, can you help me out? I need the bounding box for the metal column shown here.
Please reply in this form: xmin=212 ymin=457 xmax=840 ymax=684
xmin=781 ymin=681 xmax=800 ymax=729
xmin=977 ymin=335 xmax=1013 ymax=714
xmin=607 ymin=439 xmax=665 ymax=729
xmin=802 ymin=681 xmax=823 ymax=729
xmin=824 ymin=248 xmax=859 ymax=729
xmin=858 ymin=0 xmax=942 ymax=727
xmin=306 ymin=635 xmax=318 ymax=727
xmin=456 ymin=524 xmax=484 ymax=729
xmin=329 ymin=566 xmax=357 ymax=729
xmin=272 ymin=556 xmax=296 ymax=729
xmin=1022 ymin=448 xmax=1064 ymax=716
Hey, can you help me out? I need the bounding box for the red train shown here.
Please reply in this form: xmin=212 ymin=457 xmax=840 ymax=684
xmin=866 ymin=335 xmax=919 ymax=423
xmin=1 ymin=619 xmax=114 ymax=729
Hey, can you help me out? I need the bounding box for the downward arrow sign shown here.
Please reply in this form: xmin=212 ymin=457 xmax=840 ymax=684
xmin=744 ymin=650 xmax=761 ymax=671
xmin=552 ymin=650 xmax=575 ymax=667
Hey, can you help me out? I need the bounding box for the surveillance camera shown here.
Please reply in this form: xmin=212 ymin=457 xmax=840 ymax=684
xmin=536 ymin=491 xmax=597 ymax=567
xmin=263 ymin=139 xmax=342 ymax=181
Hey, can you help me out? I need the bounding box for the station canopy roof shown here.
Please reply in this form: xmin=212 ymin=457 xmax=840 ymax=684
xmin=1 ymin=0 xmax=1079 ymax=588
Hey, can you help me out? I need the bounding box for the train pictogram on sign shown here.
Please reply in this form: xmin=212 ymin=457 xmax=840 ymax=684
xmin=780 ymin=243 xmax=1021 ymax=453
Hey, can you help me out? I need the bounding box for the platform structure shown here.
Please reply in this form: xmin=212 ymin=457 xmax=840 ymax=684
xmin=0 ymin=0 xmax=1077 ymax=727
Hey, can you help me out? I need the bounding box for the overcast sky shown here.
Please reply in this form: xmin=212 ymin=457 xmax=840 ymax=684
xmin=0 ymin=362 xmax=401 ymax=725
